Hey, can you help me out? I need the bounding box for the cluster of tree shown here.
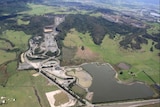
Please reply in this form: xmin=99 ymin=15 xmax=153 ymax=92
xmin=94 ymin=8 xmax=113 ymax=14
xmin=56 ymin=14 xmax=144 ymax=45
xmin=10 ymin=15 xmax=55 ymax=35
xmin=56 ymin=14 xmax=160 ymax=50
xmin=0 ymin=0 xmax=45 ymax=16
xmin=119 ymin=35 xmax=148 ymax=49
xmin=0 ymin=0 xmax=30 ymax=15
xmin=142 ymin=33 xmax=160 ymax=49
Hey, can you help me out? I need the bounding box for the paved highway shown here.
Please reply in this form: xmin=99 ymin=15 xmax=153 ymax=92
xmin=95 ymin=99 xmax=160 ymax=107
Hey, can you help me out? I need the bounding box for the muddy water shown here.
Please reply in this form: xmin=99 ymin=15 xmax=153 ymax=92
xmin=81 ymin=63 xmax=154 ymax=103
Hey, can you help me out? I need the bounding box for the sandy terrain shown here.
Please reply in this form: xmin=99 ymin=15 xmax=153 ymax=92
xmin=46 ymin=90 xmax=76 ymax=107
xmin=20 ymin=53 xmax=25 ymax=63
xmin=86 ymin=92 xmax=93 ymax=101
xmin=32 ymin=73 xmax=40 ymax=77
xmin=67 ymin=70 xmax=92 ymax=88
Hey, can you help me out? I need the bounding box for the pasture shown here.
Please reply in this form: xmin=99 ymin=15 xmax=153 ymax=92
xmin=62 ymin=29 xmax=160 ymax=84
xmin=0 ymin=70 xmax=58 ymax=107
xmin=1 ymin=30 xmax=31 ymax=51
xmin=0 ymin=50 xmax=16 ymax=65
xmin=20 ymin=3 xmax=94 ymax=16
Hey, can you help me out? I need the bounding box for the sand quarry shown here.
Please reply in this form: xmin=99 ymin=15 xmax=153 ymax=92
xmin=46 ymin=90 xmax=76 ymax=107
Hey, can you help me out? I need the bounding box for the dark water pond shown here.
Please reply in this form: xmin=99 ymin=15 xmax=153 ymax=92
xmin=81 ymin=63 xmax=154 ymax=103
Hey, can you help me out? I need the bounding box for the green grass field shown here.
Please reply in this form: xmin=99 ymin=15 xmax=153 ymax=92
xmin=71 ymin=85 xmax=87 ymax=98
xmin=20 ymin=4 xmax=57 ymax=15
xmin=0 ymin=70 xmax=58 ymax=107
xmin=1 ymin=30 xmax=31 ymax=51
xmin=63 ymin=29 xmax=160 ymax=84
xmin=20 ymin=3 xmax=93 ymax=16
xmin=0 ymin=40 xmax=12 ymax=49
xmin=0 ymin=33 xmax=17 ymax=65
xmin=147 ymin=22 xmax=160 ymax=35
xmin=0 ymin=50 xmax=16 ymax=65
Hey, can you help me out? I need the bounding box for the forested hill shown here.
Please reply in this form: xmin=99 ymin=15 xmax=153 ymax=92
xmin=67 ymin=0 xmax=159 ymax=5
xmin=0 ymin=0 xmax=42 ymax=3
xmin=56 ymin=14 xmax=160 ymax=50
xmin=0 ymin=0 xmax=43 ymax=14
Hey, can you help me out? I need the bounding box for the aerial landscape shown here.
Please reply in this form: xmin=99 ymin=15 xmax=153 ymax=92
xmin=0 ymin=0 xmax=159 ymax=107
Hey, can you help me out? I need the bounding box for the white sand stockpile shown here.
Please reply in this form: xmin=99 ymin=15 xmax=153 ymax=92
xmin=32 ymin=73 xmax=40 ymax=77
xmin=20 ymin=53 xmax=25 ymax=63
xmin=46 ymin=90 xmax=76 ymax=107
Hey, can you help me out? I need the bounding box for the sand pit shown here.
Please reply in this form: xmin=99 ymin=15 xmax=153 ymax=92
xmin=67 ymin=70 xmax=92 ymax=88
xmin=46 ymin=90 xmax=76 ymax=107
xmin=20 ymin=53 xmax=25 ymax=63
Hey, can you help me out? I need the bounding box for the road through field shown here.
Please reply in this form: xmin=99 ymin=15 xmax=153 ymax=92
xmin=95 ymin=99 xmax=160 ymax=107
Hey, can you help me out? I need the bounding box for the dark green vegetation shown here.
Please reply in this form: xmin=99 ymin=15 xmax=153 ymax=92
xmin=57 ymin=14 xmax=144 ymax=45
xmin=57 ymin=14 xmax=160 ymax=50
xmin=0 ymin=15 xmax=55 ymax=36
xmin=13 ymin=16 xmax=56 ymax=35
xmin=0 ymin=0 xmax=30 ymax=15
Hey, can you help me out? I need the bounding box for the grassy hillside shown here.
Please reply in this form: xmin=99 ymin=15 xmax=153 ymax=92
xmin=62 ymin=29 xmax=159 ymax=84
xmin=1 ymin=30 xmax=31 ymax=51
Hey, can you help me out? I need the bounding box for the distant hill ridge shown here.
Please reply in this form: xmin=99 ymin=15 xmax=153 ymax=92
xmin=62 ymin=0 xmax=159 ymax=5
xmin=0 ymin=0 xmax=158 ymax=5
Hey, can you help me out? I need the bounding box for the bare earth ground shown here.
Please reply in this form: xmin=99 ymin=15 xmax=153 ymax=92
xmin=20 ymin=53 xmax=25 ymax=63
xmin=86 ymin=92 xmax=94 ymax=101
xmin=66 ymin=68 xmax=92 ymax=88
xmin=46 ymin=90 xmax=76 ymax=107
xmin=75 ymin=47 xmax=100 ymax=61
xmin=32 ymin=72 xmax=40 ymax=77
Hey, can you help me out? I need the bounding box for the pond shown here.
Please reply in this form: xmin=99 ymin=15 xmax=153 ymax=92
xmin=81 ymin=63 xmax=154 ymax=103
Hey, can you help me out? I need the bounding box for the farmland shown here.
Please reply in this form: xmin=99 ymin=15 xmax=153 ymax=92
xmin=20 ymin=4 xmax=91 ymax=16
xmin=62 ymin=29 xmax=159 ymax=84
xmin=0 ymin=70 xmax=58 ymax=107
xmin=0 ymin=30 xmax=31 ymax=51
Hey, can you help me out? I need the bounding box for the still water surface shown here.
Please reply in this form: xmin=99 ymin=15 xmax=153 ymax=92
xmin=81 ymin=63 xmax=154 ymax=103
